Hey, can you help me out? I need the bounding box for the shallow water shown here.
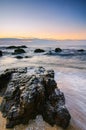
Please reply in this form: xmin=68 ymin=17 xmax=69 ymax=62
xmin=0 ymin=39 xmax=86 ymax=130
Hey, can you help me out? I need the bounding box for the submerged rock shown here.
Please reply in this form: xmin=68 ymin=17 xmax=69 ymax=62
xmin=45 ymin=50 xmax=53 ymax=55
xmin=55 ymin=48 xmax=62 ymax=52
xmin=34 ymin=49 xmax=45 ymax=53
xmin=0 ymin=67 xmax=71 ymax=128
xmin=0 ymin=50 xmax=2 ymax=56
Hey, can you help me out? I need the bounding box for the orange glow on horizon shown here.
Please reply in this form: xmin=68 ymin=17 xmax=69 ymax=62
xmin=0 ymin=32 xmax=86 ymax=40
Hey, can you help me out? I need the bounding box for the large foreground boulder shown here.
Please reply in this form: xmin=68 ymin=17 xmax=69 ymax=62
xmin=0 ymin=67 xmax=71 ymax=128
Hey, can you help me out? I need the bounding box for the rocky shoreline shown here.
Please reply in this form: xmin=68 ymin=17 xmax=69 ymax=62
xmin=0 ymin=45 xmax=85 ymax=59
xmin=0 ymin=66 xmax=71 ymax=129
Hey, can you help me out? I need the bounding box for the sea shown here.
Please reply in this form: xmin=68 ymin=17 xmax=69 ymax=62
xmin=0 ymin=39 xmax=86 ymax=130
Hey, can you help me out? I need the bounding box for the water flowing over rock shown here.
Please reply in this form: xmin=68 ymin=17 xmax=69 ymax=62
xmin=0 ymin=67 xmax=71 ymax=128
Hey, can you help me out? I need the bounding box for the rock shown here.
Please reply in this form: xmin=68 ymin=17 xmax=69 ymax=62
xmin=15 ymin=56 xmax=23 ymax=59
xmin=20 ymin=45 xmax=27 ymax=48
xmin=77 ymin=49 xmax=85 ymax=52
xmin=25 ymin=56 xmax=29 ymax=58
xmin=55 ymin=48 xmax=62 ymax=52
xmin=6 ymin=46 xmax=17 ymax=49
xmin=34 ymin=49 xmax=45 ymax=53
xmin=6 ymin=45 xmax=27 ymax=49
xmin=0 ymin=69 xmax=15 ymax=95
xmin=13 ymin=48 xmax=26 ymax=54
xmin=0 ymin=67 xmax=71 ymax=128
xmin=0 ymin=50 xmax=2 ymax=56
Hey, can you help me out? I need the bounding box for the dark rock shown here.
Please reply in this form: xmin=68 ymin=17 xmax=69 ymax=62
xmin=0 ymin=69 xmax=15 ymax=95
xmin=13 ymin=48 xmax=26 ymax=54
xmin=25 ymin=56 xmax=29 ymax=58
xmin=0 ymin=50 xmax=2 ymax=56
xmin=6 ymin=46 xmax=18 ymax=49
xmin=55 ymin=48 xmax=62 ymax=52
xmin=77 ymin=49 xmax=85 ymax=52
xmin=20 ymin=45 xmax=27 ymax=48
xmin=0 ymin=67 xmax=71 ymax=128
xmin=34 ymin=49 xmax=45 ymax=53
xmin=6 ymin=45 xmax=27 ymax=49
xmin=15 ymin=56 xmax=23 ymax=59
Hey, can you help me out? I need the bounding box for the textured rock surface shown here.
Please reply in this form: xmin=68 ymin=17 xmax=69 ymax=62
xmin=0 ymin=67 xmax=71 ymax=128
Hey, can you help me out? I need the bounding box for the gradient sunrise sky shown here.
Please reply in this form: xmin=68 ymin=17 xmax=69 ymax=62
xmin=0 ymin=0 xmax=86 ymax=40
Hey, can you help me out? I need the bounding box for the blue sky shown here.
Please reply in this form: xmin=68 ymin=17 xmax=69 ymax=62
xmin=0 ymin=0 xmax=86 ymax=39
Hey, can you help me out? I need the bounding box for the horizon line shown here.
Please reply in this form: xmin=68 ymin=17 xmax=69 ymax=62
xmin=0 ymin=37 xmax=86 ymax=41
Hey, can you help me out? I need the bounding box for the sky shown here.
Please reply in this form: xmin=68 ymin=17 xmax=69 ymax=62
xmin=0 ymin=0 xmax=86 ymax=40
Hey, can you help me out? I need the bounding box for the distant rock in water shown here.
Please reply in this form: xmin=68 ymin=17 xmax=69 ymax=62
xmin=13 ymin=48 xmax=26 ymax=54
xmin=0 ymin=50 xmax=2 ymax=56
xmin=34 ymin=49 xmax=45 ymax=53
xmin=15 ymin=56 xmax=23 ymax=59
xmin=6 ymin=46 xmax=17 ymax=49
xmin=6 ymin=45 xmax=27 ymax=49
xmin=25 ymin=56 xmax=29 ymax=58
xmin=55 ymin=48 xmax=62 ymax=52
xmin=77 ymin=49 xmax=85 ymax=52
xmin=0 ymin=67 xmax=71 ymax=129
xmin=20 ymin=45 xmax=27 ymax=48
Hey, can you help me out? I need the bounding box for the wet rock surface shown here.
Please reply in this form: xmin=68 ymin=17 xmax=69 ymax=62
xmin=0 ymin=67 xmax=71 ymax=128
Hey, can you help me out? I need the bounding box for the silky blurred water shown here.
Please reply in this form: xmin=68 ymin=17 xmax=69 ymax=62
xmin=0 ymin=39 xmax=86 ymax=130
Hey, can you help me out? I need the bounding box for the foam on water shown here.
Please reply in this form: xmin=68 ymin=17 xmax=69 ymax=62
xmin=55 ymin=71 xmax=86 ymax=130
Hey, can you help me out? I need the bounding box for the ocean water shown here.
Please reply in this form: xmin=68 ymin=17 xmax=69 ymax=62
xmin=0 ymin=39 xmax=86 ymax=130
